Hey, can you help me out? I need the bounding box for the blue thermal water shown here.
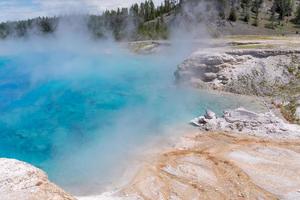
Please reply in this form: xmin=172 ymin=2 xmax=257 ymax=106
xmin=0 ymin=41 xmax=261 ymax=192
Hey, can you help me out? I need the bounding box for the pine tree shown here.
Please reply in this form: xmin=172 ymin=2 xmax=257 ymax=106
xmin=164 ymin=0 xmax=171 ymax=12
xmin=272 ymin=0 xmax=294 ymax=20
xmin=140 ymin=2 xmax=145 ymax=21
xmin=149 ymin=0 xmax=155 ymax=20
xmin=144 ymin=1 xmax=150 ymax=21
xmin=241 ymin=0 xmax=251 ymax=23
xmin=294 ymin=4 xmax=300 ymax=24
xmin=252 ymin=0 xmax=263 ymax=26
xmin=130 ymin=3 xmax=139 ymax=17
xmin=216 ymin=0 xmax=226 ymax=19
xmin=228 ymin=6 xmax=237 ymax=22
xmin=270 ymin=3 xmax=277 ymax=28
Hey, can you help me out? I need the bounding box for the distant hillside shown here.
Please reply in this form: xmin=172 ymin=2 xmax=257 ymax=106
xmin=1 ymin=0 xmax=300 ymax=41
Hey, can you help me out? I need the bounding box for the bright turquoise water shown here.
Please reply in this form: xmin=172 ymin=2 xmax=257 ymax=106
xmin=0 ymin=39 xmax=261 ymax=192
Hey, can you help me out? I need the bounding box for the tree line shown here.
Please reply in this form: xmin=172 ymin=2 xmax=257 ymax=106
xmin=0 ymin=0 xmax=179 ymax=40
xmin=227 ymin=0 xmax=300 ymax=27
xmin=1 ymin=0 xmax=300 ymax=40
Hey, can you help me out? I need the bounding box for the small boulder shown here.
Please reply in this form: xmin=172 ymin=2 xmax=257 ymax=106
xmin=217 ymin=75 xmax=229 ymax=80
xmin=196 ymin=116 xmax=205 ymax=124
xmin=205 ymin=110 xmax=216 ymax=119
xmin=221 ymin=80 xmax=229 ymax=85
xmin=203 ymin=73 xmax=217 ymax=82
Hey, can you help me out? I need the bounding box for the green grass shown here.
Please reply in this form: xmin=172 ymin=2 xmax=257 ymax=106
xmin=281 ymin=99 xmax=300 ymax=124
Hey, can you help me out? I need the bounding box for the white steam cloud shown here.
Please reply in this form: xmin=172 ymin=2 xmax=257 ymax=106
xmin=0 ymin=0 xmax=246 ymax=196
xmin=0 ymin=19 xmax=199 ymax=195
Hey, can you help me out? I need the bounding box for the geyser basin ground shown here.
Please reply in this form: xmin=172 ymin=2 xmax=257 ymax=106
xmin=0 ymin=38 xmax=263 ymax=194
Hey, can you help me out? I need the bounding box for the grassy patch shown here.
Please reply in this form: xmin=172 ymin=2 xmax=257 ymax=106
xmin=276 ymin=80 xmax=300 ymax=124
xmin=232 ymin=44 xmax=276 ymax=49
xmin=280 ymin=100 xmax=299 ymax=124
xmin=225 ymin=35 xmax=286 ymax=41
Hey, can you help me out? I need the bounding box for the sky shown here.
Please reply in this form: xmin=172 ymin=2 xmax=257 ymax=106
xmin=0 ymin=0 xmax=164 ymax=22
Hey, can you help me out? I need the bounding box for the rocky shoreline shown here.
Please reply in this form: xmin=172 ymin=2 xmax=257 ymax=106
xmin=0 ymin=158 xmax=75 ymax=200
xmin=175 ymin=48 xmax=300 ymax=96
xmin=191 ymin=108 xmax=300 ymax=139
xmin=175 ymin=43 xmax=300 ymax=124
xmin=95 ymin=107 xmax=300 ymax=200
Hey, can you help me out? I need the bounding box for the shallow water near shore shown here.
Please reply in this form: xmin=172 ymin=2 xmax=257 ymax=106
xmin=0 ymin=38 xmax=264 ymax=193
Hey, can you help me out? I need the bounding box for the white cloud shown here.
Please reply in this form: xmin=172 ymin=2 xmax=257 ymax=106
xmin=0 ymin=0 xmax=164 ymax=22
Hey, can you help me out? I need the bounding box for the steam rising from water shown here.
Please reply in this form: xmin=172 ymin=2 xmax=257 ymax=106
xmin=0 ymin=3 xmax=262 ymax=195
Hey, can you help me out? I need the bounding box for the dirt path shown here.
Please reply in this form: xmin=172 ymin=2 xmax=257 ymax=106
xmin=119 ymin=132 xmax=300 ymax=200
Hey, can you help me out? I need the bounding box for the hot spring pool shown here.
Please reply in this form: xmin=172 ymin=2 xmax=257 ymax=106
xmin=0 ymin=38 xmax=263 ymax=193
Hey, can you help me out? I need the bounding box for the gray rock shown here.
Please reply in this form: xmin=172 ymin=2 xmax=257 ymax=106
xmin=221 ymin=80 xmax=229 ymax=85
xmin=235 ymin=122 xmax=244 ymax=132
xmin=198 ymin=116 xmax=208 ymax=124
xmin=0 ymin=158 xmax=75 ymax=200
xmin=217 ymin=75 xmax=229 ymax=81
xmin=191 ymin=108 xmax=300 ymax=138
xmin=203 ymin=73 xmax=217 ymax=82
xmin=205 ymin=110 xmax=216 ymax=119
xmin=175 ymin=48 xmax=300 ymax=96
xmin=190 ymin=116 xmax=209 ymax=127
